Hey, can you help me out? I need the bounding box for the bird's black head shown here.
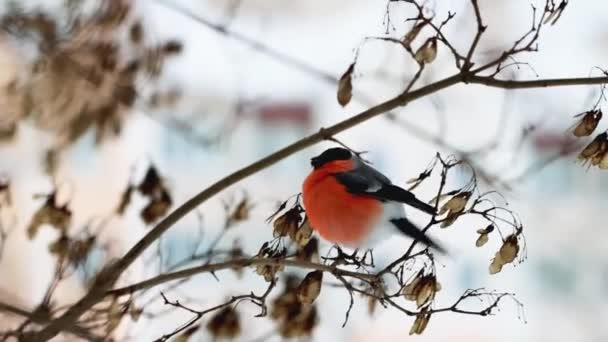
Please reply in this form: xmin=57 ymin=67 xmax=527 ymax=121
xmin=310 ymin=147 xmax=352 ymax=169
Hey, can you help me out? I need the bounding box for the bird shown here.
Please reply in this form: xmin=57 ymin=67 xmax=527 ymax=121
xmin=302 ymin=147 xmax=444 ymax=253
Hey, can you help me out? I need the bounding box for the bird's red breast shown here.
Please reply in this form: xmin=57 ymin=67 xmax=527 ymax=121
xmin=302 ymin=160 xmax=382 ymax=246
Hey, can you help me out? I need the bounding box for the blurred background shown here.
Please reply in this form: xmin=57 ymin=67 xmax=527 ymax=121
xmin=0 ymin=0 xmax=607 ymax=341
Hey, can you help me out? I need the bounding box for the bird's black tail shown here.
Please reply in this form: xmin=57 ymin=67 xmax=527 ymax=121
xmin=374 ymin=185 xmax=437 ymax=215
xmin=390 ymin=218 xmax=446 ymax=254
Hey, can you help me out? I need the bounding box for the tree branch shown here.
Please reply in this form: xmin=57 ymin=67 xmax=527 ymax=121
xmin=0 ymin=302 xmax=101 ymax=341
xmin=107 ymin=257 xmax=375 ymax=297
xmin=33 ymin=70 xmax=608 ymax=340
xmin=468 ymin=75 xmax=608 ymax=89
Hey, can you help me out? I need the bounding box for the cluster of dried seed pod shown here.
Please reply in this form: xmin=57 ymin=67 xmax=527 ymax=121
xmin=49 ymin=234 xmax=96 ymax=267
xmin=271 ymin=206 xmax=314 ymax=247
xmin=272 ymin=206 xmax=302 ymax=239
xmin=115 ymin=164 xmax=173 ymax=224
xmin=27 ymin=192 xmax=71 ymax=239
xmin=402 ymin=271 xmax=442 ymax=308
xmin=255 ymin=243 xmax=287 ymax=282
xmin=438 ymin=191 xmax=471 ymax=227
xmin=489 ymin=234 xmax=520 ymax=274
xmin=271 ymin=275 xmax=318 ymax=338
xmin=0 ymin=0 xmax=184 ymax=146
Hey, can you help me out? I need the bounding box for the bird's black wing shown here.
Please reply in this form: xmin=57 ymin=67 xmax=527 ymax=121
xmin=333 ymin=162 xmax=437 ymax=215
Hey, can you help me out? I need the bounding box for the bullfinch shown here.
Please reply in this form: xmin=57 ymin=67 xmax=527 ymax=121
xmin=302 ymin=147 xmax=444 ymax=253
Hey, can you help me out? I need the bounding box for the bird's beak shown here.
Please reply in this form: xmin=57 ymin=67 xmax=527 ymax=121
xmin=310 ymin=157 xmax=320 ymax=168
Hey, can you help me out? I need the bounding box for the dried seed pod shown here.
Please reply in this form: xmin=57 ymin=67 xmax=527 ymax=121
xmin=489 ymin=257 xmax=503 ymax=275
xmin=476 ymin=233 xmax=489 ymax=247
xmin=402 ymin=21 xmax=427 ymax=47
xmin=498 ymin=235 xmax=519 ymax=264
xmin=129 ymin=21 xmax=144 ymax=44
xmin=69 ymin=236 xmax=96 ymax=265
xmin=295 ymin=220 xmax=313 ymax=247
xmin=140 ymin=190 xmax=172 ymax=224
xmin=174 ymin=325 xmax=199 ymax=342
xmin=227 ymin=196 xmax=250 ymax=226
xmin=415 ymin=276 xmax=440 ymax=308
xmin=129 ymin=306 xmax=143 ymax=322
xmin=49 ymin=234 xmax=70 ymax=258
xmin=599 ymin=152 xmax=608 ymax=169
xmin=106 ymin=297 xmax=123 ymax=335
xmin=297 ymin=271 xmax=323 ymax=305
xmin=255 ymin=262 xmax=285 ymax=282
xmin=578 ymin=132 xmax=608 ymax=165
xmin=137 ymin=166 xmax=163 ymax=197
xmin=489 ymin=234 xmax=520 ymax=274
xmin=439 ymin=191 xmax=471 ymax=228
xmin=273 ymin=207 xmax=301 ymax=239
xmin=337 ymin=63 xmax=354 ymax=107
xmin=0 ymin=178 xmax=11 ymax=206
xmin=271 ymin=289 xmax=298 ymax=322
xmin=409 ymin=307 xmax=431 ymax=335
xmin=403 ymin=273 xmax=440 ymax=308
xmin=414 ymin=38 xmax=438 ymax=64
xmin=206 ymin=306 xmax=241 ymax=339
xmin=116 ymin=185 xmax=133 ymax=214
xmin=162 ymin=40 xmax=183 ymax=55
xmin=297 ymin=237 xmax=320 ymax=263
xmin=476 ymin=224 xmax=495 ymax=234
xmin=402 ymin=272 xmax=423 ymax=301
xmin=27 ymin=194 xmax=72 ymax=239
xmin=475 ymin=224 xmax=493 ymax=247
xmin=278 ymin=305 xmax=318 ymax=338
xmin=573 ymin=110 xmax=602 ymax=137
xmin=439 ymin=191 xmax=471 ymax=215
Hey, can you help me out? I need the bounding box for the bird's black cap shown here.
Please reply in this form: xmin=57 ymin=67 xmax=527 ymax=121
xmin=310 ymin=147 xmax=352 ymax=169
